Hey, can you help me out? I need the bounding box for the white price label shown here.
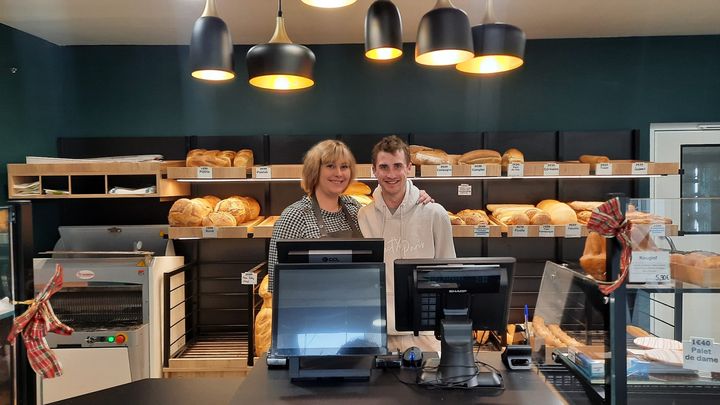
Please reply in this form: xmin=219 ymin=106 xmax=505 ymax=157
xmin=510 ymin=225 xmax=528 ymax=237
xmin=629 ymin=251 xmax=670 ymax=283
xmin=470 ymin=164 xmax=487 ymax=177
xmin=508 ymin=163 xmax=524 ymax=177
xmin=197 ymin=167 xmax=213 ymax=178
xmin=539 ymin=225 xmax=555 ymax=237
xmin=543 ymin=163 xmax=560 ymax=176
xmin=596 ymin=163 xmax=613 ymax=176
xmin=241 ymin=271 xmax=258 ymax=285
xmin=255 ymin=166 xmax=272 ymax=179
xmin=436 ymin=164 xmax=453 ymax=177
xmin=473 ymin=225 xmax=490 ymax=238
xmin=649 ymin=223 xmax=667 ymax=236
xmin=632 ymin=162 xmax=649 ymax=175
xmin=457 ymin=184 xmax=472 ymax=196
xmin=565 ymin=223 xmax=582 ymax=238
xmin=202 ymin=226 xmax=218 ymax=238
xmin=684 ymin=337 xmax=720 ymax=373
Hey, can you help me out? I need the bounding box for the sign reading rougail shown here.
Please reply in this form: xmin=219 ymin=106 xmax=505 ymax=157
xmin=684 ymin=337 xmax=720 ymax=372
xmin=508 ymin=163 xmax=524 ymax=177
xmin=629 ymin=251 xmax=670 ymax=283
xmin=470 ymin=164 xmax=487 ymax=177
xmin=457 ymin=184 xmax=472 ymax=196
xmin=202 ymin=226 xmax=218 ymax=238
xmin=241 ymin=271 xmax=258 ymax=285
xmin=436 ymin=164 xmax=453 ymax=177
xmin=255 ymin=166 xmax=272 ymax=179
xmin=596 ymin=163 xmax=613 ymax=176
xmin=197 ymin=167 xmax=213 ymax=178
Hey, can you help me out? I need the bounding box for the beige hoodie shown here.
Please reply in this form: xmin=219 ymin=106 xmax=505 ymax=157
xmin=358 ymin=179 xmax=456 ymax=333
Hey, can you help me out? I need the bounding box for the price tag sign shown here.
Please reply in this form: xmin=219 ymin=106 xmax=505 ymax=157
xmin=241 ymin=271 xmax=258 ymax=285
xmin=202 ymin=226 xmax=218 ymax=238
xmin=457 ymin=184 xmax=472 ymax=196
xmin=596 ymin=163 xmax=613 ymax=176
xmin=543 ymin=163 xmax=560 ymax=176
xmin=684 ymin=337 xmax=720 ymax=373
xmin=436 ymin=164 xmax=453 ymax=177
xmin=629 ymin=251 xmax=670 ymax=283
xmin=565 ymin=223 xmax=582 ymax=238
xmin=649 ymin=223 xmax=667 ymax=236
xmin=197 ymin=167 xmax=213 ymax=178
xmin=510 ymin=225 xmax=528 ymax=237
xmin=473 ymin=225 xmax=490 ymax=238
xmin=632 ymin=162 xmax=649 ymax=175
xmin=255 ymin=166 xmax=272 ymax=179
xmin=508 ymin=163 xmax=524 ymax=177
xmin=539 ymin=225 xmax=555 ymax=237
xmin=470 ymin=164 xmax=487 ymax=177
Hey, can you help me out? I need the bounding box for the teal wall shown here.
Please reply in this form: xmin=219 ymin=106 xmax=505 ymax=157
xmin=2 ymin=25 xmax=720 ymax=203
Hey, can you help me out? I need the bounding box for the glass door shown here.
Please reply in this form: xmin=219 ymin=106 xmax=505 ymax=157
xmin=680 ymin=145 xmax=720 ymax=234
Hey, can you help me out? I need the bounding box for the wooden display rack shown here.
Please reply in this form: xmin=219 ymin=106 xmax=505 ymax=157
xmin=251 ymin=165 xmax=303 ymax=179
xmin=167 ymin=166 xmax=249 ymax=180
xmin=451 ymin=224 xmax=502 ymax=237
xmin=356 ymin=164 xmax=416 ymax=179
xmin=502 ymin=162 xmax=590 ymax=177
xmin=252 ymin=216 xmax=279 ymax=238
xmin=7 ymin=160 xmax=189 ymax=199
xmin=587 ymin=160 xmax=680 ymax=176
xmin=419 ymin=164 xmax=501 ymax=177
xmin=168 ymin=217 xmax=265 ymax=239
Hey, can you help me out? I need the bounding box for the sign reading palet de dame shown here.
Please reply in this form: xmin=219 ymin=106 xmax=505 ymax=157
xmin=684 ymin=337 xmax=720 ymax=373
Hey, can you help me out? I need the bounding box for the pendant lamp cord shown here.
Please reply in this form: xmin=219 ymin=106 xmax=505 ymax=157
xmin=484 ymin=0 xmax=496 ymax=24
xmin=278 ymin=0 xmax=283 ymax=17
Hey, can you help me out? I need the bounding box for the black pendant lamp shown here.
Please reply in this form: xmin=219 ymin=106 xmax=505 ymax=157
xmin=456 ymin=0 xmax=526 ymax=74
xmin=189 ymin=0 xmax=235 ymax=81
xmin=247 ymin=0 xmax=316 ymax=91
xmin=364 ymin=0 xmax=402 ymax=61
xmin=302 ymin=0 xmax=357 ymax=7
xmin=415 ymin=0 xmax=473 ymax=66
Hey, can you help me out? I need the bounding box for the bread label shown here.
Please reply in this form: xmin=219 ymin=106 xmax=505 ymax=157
xmin=457 ymin=184 xmax=472 ymax=196
xmin=509 ymin=225 xmax=528 ymax=237
xmin=202 ymin=226 xmax=218 ymax=238
xmin=595 ymin=163 xmax=613 ymax=175
xmin=436 ymin=164 xmax=453 ymax=177
xmin=683 ymin=337 xmax=720 ymax=373
xmin=649 ymin=224 xmax=666 ymax=236
xmin=508 ymin=163 xmax=524 ymax=177
xmin=632 ymin=162 xmax=649 ymax=175
xmin=629 ymin=251 xmax=670 ymax=283
xmin=539 ymin=225 xmax=555 ymax=237
xmin=470 ymin=164 xmax=487 ymax=177
xmin=255 ymin=166 xmax=272 ymax=179
xmin=564 ymin=223 xmax=582 ymax=238
xmin=543 ymin=163 xmax=560 ymax=176
xmin=241 ymin=271 xmax=258 ymax=285
xmin=473 ymin=225 xmax=490 ymax=237
xmin=197 ymin=167 xmax=213 ymax=178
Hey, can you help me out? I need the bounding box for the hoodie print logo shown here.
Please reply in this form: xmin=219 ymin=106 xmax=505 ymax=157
xmin=385 ymin=237 xmax=425 ymax=256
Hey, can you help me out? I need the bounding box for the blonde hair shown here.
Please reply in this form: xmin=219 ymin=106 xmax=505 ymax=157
xmin=301 ymin=140 xmax=357 ymax=194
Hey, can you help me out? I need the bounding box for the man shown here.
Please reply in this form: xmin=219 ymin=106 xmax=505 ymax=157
xmin=358 ymin=135 xmax=456 ymax=337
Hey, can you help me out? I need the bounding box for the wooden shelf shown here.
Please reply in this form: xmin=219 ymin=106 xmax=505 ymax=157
xmin=168 ymin=217 xmax=265 ymax=239
xmin=7 ymin=160 xmax=190 ymax=199
xmin=167 ymin=166 xmax=249 ymax=180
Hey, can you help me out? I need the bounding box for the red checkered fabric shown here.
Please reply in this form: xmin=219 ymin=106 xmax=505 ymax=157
xmin=7 ymin=264 xmax=73 ymax=378
xmin=587 ymin=197 xmax=633 ymax=295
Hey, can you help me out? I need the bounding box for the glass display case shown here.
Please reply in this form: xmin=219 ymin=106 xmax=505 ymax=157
xmin=533 ymin=198 xmax=720 ymax=402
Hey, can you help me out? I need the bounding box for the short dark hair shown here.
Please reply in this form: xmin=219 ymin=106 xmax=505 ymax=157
xmin=371 ymin=135 xmax=411 ymax=166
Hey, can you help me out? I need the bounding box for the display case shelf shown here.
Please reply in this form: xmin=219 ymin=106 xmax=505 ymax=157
xmin=168 ymin=217 xmax=265 ymax=239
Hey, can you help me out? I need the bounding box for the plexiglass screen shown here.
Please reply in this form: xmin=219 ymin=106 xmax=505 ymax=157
xmin=681 ymin=145 xmax=720 ymax=233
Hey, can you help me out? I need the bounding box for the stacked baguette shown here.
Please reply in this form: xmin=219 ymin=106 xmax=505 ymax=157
xmin=486 ymin=204 xmax=552 ymax=226
xmin=409 ymin=145 xmax=524 ymax=166
xmin=168 ymin=195 xmax=260 ymax=227
xmin=186 ymin=149 xmax=254 ymax=168
xmin=532 ymin=316 xmax=581 ymax=348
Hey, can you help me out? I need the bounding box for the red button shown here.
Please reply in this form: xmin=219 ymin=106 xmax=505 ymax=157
xmin=115 ymin=334 xmax=126 ymax=344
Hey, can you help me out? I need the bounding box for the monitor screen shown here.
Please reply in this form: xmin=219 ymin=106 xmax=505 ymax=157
xmin=276 ymin=238 xmax=384 ymax=264
xmin=271 ymin=262 xmax=387 ymax=357
xmin=394 ymin=257 xmax=515 ymax=334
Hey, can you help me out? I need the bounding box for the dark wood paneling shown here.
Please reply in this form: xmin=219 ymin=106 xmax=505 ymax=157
xmin=484 ymin=131 xmax=558 ymax=161
xmin=58 ymin=136 xmax=188 ymax=160
xmin=267 ymin=135 xmax=337 ymax=164
xmin=411 ymin=133 xmax=483 ymax=155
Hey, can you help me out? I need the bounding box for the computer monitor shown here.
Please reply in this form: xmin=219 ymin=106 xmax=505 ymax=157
xmin=276 ymin=238 xmax=384 ymax=264
xmin=271 ymin=262 xmax=387 ymax=380
xmin=394 ymin=257 xmax=515 ymax=388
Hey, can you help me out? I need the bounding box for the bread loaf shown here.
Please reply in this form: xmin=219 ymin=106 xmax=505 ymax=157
xmin=456 ymin=209 xmax=489 ymax=225
xmin=411 ymin=149 xmax=449 ymax=165
xmin=501 ymin=148 xmax=524 ymax=167
xmin=537 ymin=200 xmax=578 ymax=225
xmin=457 ymin=149 xmax=501 ymax=165
xmin=579 ymin=155 xmax=610 ymax=165
xmin=576 ymin=210 xmax=592 ymax=224
xmin=347 ymin=194 xmax=373 ymax=206
xmin=568 ymin=201 xmax=603 ymax=212
xmin=215 ymin=197 xmax=249 ymax=224
xmin=580 ymin=232 xmax=606 ymax=281
xmin=448 ymin=212 xmax=465 ymax=225
xmin=447 ymin=154 xmax=460 ymax=165
xmin=168 ymin=198 xmax=213 ymax=226
xmin=408 ymin=145 xmax=432 ymax=155
xmin=233 ymin=149 xmax=254 ymax=168
xmin=344 ymin=181 xmax=372 ymax=195
xmin=525 ymin=208 xmax=552 ymax=225
xmin=202 ymin=212 xmax=237 ymax=227
xmin=486 ymin=204 xmax=534 ymax=212
xmin=254 ymin=275 xmax=273 ymax=356
xmin=700 ymin=256 xmax=720 ymax=269
xmin=0 ymin=210 xmax=7 ymax=232
xmin=186 ymin=149 xmax=233 ymax=167
xmin=496 ymin=211 xmax=530 ymax=225
xmin=237 ymin=196 xmax=260 ymax=220
xmin=202 ymin=195 xmax=221 ymax=209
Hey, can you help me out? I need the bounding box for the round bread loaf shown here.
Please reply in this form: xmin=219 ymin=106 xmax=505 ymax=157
xmin=537 ymin=200 xmax=578 ymax=225
xmin=233 ymin=149 xmax=254 ymax=168
xmin=168 ymin=198 xmax=192 ymax=226
xmin=526 ymin=208 xmax=552 ymax=225
xmin=458 ymin=149 xmax=501 ymax=165
xmin=237 ymin=196 xmax=261 ymax=220
xmin=215 ymin=197 xmax=249 ymax=224
xmin=344 ymin=181 xmax=372 ymax=195
xmin=202 ymin=195 xmax=221 ymax=209
xmin=202 ymin=211 xmax=237 ymax=227
xmin=168 ymin=198 xmax=213 ymax=226
xmin=501 ymin=148 xmax=524 ymax=167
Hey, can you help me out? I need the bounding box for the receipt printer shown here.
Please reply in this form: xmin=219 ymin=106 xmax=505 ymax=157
xmin=502 ymin=345 xmax=532 ymax=371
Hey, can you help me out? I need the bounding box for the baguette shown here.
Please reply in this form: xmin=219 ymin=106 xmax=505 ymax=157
xmin=457 ymin=149 xmax=501 ymax=165
xmin=408 ymin=145 xmax=433 ymax=155
xmin=486 ymin=203 xmax=534 ymax=212
xmin=411 ymin=149 xmax=449 ymax=165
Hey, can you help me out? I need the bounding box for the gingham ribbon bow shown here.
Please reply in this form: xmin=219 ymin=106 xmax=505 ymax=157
xmin=7 ymin=264 xmax=74 ymax=378
xmin=586 ymin=197 xmax=633 ymax=295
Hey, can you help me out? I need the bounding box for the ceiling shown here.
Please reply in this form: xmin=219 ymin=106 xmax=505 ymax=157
xmin=1 ymin=0 xmax=719 ymax=46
